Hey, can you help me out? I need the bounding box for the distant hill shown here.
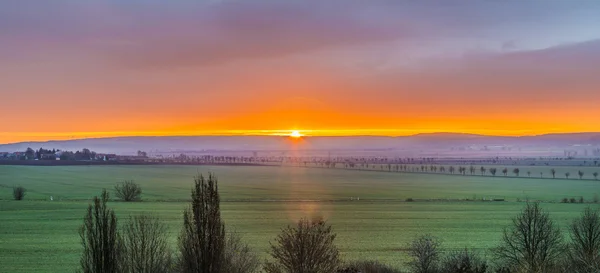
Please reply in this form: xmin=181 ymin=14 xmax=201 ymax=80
xmin=1 ymin=133 xmax=599 ymax=156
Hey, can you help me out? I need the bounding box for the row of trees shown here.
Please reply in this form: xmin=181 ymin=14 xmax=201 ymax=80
xmin=335 ymin=162 xmax=600 ymax=180
xmin=78 ymin=174 xmax=600 ymax=273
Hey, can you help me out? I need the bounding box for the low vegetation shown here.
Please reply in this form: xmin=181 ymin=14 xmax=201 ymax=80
xmin=12 ymin=186 xmax=26 ymax=200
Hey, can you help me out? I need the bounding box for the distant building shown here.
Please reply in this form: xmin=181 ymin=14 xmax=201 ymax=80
xmin=95 ymin=154 xmax=117 ymax=161
xmin=40 ymin=153 xmax=59 ymax=160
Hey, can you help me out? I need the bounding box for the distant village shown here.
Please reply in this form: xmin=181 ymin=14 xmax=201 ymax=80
xmin=0 ymin=148 xmax=148 ymax=162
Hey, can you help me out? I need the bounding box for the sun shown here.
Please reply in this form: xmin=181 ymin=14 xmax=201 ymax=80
xmin=290 ymin=130 xmax=303 ymax=138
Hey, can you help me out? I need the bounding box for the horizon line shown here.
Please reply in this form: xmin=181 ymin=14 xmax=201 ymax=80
xmin=2 ymin=130 xmax=600 ymax=145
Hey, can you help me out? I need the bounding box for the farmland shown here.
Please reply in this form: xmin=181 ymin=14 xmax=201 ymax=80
xmin=0 ymin=165 xmax=599 ymax=272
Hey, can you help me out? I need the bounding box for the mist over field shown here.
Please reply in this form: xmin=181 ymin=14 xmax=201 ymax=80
xmin=1 ymin=133 xmax=599 ymax=157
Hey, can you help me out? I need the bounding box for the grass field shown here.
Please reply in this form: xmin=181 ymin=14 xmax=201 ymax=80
xmin=1 ymin=165 xmax=599 ymax=272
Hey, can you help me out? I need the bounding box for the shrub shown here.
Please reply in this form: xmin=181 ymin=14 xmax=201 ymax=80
xmin=561 ymin=198 xmax=569 ymax=203
xmin=114 ymin=180 xmax=142 ymax=202
xmin=567 ymin=207 xmax=600 ymax=272
xmin=122 ymin=214 xmax=173 ymax=273
xmin=493 ymin=202 xmax=563 ymax=272
xmin=406 ymin=198 xmax=415 ymax=202
xmin=339 ymin=260 xmax=401 ymax=273
xmin=13 ymin=186 xmax=26 ymax=200
xmin=178 ymin=173 xmax=225 ymax=273
xmin=407 ymin=234 xmax=441 ymax=273
xmin=571 ymin=197 xmax=577 ymax=203
xmin=264 ymin=217 xmax=340 ymax=273
xmin=222 ymin=232 xmax=260 ymax=273
xmin=79 ymin=189 xmax=123 ymax=273
xmin=579 ymin=196 xmax=585 ymax=203
xmin=440 ymin=248 xmax=488 ymax=273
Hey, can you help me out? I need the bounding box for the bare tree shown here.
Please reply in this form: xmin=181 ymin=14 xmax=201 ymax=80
xmin=222 ymin=232 xmax=260 ymax=273
xmin=493 ymin=202 xmax=563 ymax=272
xmin=265 ymin=217 xmax=340 ymax=273
xmin=568 ymin=207 xmax=600 ymax=272
xmin=13 ymin=186 xmax=26 ymax=200
xmin=79 ymin=189 xmax=123 ymax=273
xmin=114 ymin=180 xmax=142 ymax=202
xmin=122 ymin=214 xmax=173 ymax=273
xmin=440 ymin=248 xmax=488 ymax=273
xmin=407 ymin=234 xmax=441 ymax=273
xmin=480 ymin=166 xmax=487 ymax=176
xmin=178 ymin=173 xmax=225 ymax=273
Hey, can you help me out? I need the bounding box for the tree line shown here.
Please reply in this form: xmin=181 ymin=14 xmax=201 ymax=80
xmin=75 ymin=174 xmax=600 ymax=273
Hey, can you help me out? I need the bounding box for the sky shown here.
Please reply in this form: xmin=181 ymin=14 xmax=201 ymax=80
xmin=1 ymin=0 xmax=600 ymax=143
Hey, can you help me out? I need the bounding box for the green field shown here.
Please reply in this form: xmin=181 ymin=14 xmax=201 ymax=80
xmin=0 ymin=165 xmax=599 ymax=272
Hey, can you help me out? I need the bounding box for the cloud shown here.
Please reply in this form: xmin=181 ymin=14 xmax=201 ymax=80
xmin=3 ymin=0 xmax=599 ymax=68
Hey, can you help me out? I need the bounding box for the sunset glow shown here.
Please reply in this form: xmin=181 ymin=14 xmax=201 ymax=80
xmin=1 ymin=1 xmax=599 ymax=144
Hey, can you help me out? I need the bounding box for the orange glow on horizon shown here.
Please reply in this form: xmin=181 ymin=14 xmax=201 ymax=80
xmin=1 ymin=127 xmax=599 ymax=144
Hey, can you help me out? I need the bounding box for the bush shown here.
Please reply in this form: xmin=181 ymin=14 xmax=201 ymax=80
xmin=178 ymin=173 xmax=225 ymax=273
xmin=567 ymin=207 xmax=600 ymax=272
xmin=407 ymin=234 xmax=441 ymax=273
xmin=114 ymin=180 xmax=142 ymax=202
xmin=13 ymin=186 xmax=26 ymax=200
xmin=122 ymin=214 xmax=173 ymax=273
xmin=222 ymin=232 xmax=260 ymax=273
xmin=339 ymin=260 xmax=401 ymax=273
xmin=579 ymin=196 xmax=585 ymax=203
xmin=79 ymin=189 xmax=123 ymax=273
xmin=561 ymin=198 xmax=569 ymax=203
xmin=440 ymin=248 xmax=488 ymax=273
xmin=571 ymin=197 xmax=577 ymax=203
xmin=264 ymin=217 xmax=340 ymax=273
xmin=406 ymin=198 xmax=415 ymax=202
xmin=493 ymin=202 xmax=563 ymax=272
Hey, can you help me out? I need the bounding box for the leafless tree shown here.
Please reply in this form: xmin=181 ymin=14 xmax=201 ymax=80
xmin=567 ymin=207 xmax=600 ymax=272
xmin=122 ymin=214 xmax=173 ymax=273
xmin=493 ymin=202 xmax=563 ymax=272
xmin=440 ymin=248 xmax=488 ymax=273
xmin=480 ymin=166 xmax=487 ymax=176
xmin=407 ymin=234 xmax=441 ymax=273
xmin=264 ymin=217 xmax=340 ymax=273
xmin=115 ymin=180 xmax=142 ymax=202
xmin=178 ymin=173 xmax=225 ymax=273
xmin=222 ymin=232 xmax=260 ymax=273
xmin=79 ymin=189 xmax=123 ymax=273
